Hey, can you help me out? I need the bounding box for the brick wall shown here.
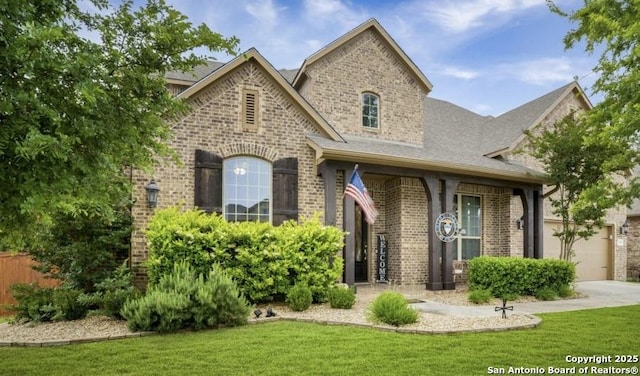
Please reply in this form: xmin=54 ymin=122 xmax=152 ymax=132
xmin=131 ymin=61 xmax=328 ymax=285
xmin=297 ymin=29 xmax=427 ymax=145
xmin=627 ymin=217 xmax=640 ymax=280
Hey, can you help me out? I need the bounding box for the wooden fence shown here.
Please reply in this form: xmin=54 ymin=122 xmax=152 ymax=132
xmin=0 ymin=252 xmax=59 ymax=315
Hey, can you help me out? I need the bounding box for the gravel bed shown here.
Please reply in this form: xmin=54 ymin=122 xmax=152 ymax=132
xmin=0 ymin=286 xmax=540 ymax=345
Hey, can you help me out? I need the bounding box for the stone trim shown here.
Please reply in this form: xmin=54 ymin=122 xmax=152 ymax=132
xmin=219 ymin=142 xmax=278 ymax=162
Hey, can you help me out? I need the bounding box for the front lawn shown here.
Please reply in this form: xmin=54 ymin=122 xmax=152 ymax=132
xmin=1 ymin=305 xmax=638 ymax=376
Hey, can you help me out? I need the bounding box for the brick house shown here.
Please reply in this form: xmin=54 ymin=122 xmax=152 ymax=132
xmin=130 ymin=18 xmax=629 ymax=289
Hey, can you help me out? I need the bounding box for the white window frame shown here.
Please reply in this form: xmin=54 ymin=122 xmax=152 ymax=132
xmin=362 ymin=92 xmax=379 ymax=129
xmin=222 ymin=156 xmax=272 ymax=223
xmin=455 ymin=194 xmax=482 ymax=261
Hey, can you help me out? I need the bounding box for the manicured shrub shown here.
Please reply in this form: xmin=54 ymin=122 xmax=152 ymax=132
xmin=286 ymin=283 xmax=313 ymax=312
xmin=468 ymin=288 xmax=493 ymax=304
xmin=535 ymin=287 xmax=557 ymax=301
xmin=328 ymin=286 xmax=356 ymax=309
xmin=10 ymin=284 xmax=87 ymax=322
xmin=468 ymin=256 xmax=576 ymax=298
xmin=556 ymin=284 xmax=574 ymax=298
xmin=121 ymin=261 xmax=250 ymax=332
xmin=367 ymin=291 xmax=418 ymax=326
xmin=145 ymin=208 xmax=344 ymax=303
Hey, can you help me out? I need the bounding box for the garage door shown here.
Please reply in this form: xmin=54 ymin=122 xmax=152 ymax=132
xmin=543 ymin=221 xmax=612 ymax=281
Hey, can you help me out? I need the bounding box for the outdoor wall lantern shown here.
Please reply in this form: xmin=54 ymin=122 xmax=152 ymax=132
xmin=516 ymin=216 xmax=524 ymax=231
xmin=620 ymin=220 xmax=630 ymax=235
xmin=145 ymin=179 xmax=160 ymax=208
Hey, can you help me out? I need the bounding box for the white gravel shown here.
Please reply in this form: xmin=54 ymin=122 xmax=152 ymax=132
xmin=0 ymin=285 xmax=540 ymax=345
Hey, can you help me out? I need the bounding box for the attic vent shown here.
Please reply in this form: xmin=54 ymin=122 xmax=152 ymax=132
xmin=242 ymin=89 xmax=259 ymax=132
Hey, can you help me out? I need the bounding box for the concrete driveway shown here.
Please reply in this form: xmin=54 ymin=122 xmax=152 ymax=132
xmin=514 ymin=280 xmax=640 ymax=314
xmin=411 ymin=280 xmax=640 ymax=317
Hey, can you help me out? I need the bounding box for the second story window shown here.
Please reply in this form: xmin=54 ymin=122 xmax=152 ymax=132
xmin=362 ymin=92 xmax=379 ymax=129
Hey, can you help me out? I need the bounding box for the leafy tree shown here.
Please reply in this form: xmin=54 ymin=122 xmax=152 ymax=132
xmin=547 ymin=0 xmax=640 ymax=170
xmin=0 ymin=0 xmax=238 ymax=248
xmin=525 ymin=112 xmax=634 ymax=261
xmin=29 ymin=204 xmax=133 ymax=293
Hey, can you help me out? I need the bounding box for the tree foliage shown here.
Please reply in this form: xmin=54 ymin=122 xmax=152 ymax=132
xmin=525 ymin=112 xmax=634 ymax=260
xmin=547 ymin=0 xmax=640 ymax=170
xmin=0 ymin=0 xmax=238 ymax=247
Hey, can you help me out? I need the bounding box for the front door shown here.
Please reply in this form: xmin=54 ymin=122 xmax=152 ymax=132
xmin=355 ymin=205 xmax=368 ymax=282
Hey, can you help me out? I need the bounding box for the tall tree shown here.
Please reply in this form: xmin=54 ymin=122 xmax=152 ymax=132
xmin=547 ymin=0 xmax=640 ymax=166
xmin=525 ymin=112 xmax=634 ymax=261
xmin=0 ymin=0 xmax=238 ymax=247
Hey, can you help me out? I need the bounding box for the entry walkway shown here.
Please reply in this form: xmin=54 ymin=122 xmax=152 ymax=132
xmin=360 ymin=280 xmax=640 ymax=317
xmin=413 ymin=281 xmax=639 ymax=316
xmin=513 ymin=280 xmax=640 ymax=314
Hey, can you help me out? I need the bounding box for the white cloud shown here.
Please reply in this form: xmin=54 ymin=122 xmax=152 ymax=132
xmin=442 ymin=66 xmax=480 ymax=80
xmin=498 ymin=57 xmax=577 ymax=86
xmin=304 ymin=0 xmax=347 ymax=17
xmin=302 ymin=0 xmax=368 ymax=30
xmin=245 ymin=0 xmax=284 ymax=27
xmin=421 ymin=0 xmax=543 ymax=33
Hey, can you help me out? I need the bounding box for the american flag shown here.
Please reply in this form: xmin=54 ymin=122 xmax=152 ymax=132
xmin=344 ymin=168 xmax=378 ymax=224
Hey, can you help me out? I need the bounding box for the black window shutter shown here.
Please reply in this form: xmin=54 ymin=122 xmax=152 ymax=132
xmin=194 ymin=149 xmax=223 ymax=214
xmin=272 ymin=157 xmax=298 ymax=225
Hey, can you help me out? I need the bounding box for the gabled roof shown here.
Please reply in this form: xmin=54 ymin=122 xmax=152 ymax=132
xmin=177 ymin=48 xmax=344 ymax=142
xmin=423 ymin=97 xmax=492 ymax=153
xmin=307 ymin=134 xmax=546 ymax=184
xmin=292 ymin=18 xmax=433 ymax=93
xmin=166 ymin=61 xmax=225 ymax=85
xmin=166 ymin=61 xmax=298 ymax=85
xmin=483 ymin=81 xmax=592 ymax=157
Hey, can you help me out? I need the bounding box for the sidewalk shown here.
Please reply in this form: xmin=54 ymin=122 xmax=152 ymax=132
xmin=410 ymin=280 xmax=640 ymax=316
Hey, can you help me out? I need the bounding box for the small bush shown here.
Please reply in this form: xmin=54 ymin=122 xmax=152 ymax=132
xmin=367 ymin=291 xmax=418 ymax=327
xmin=121 ymin=262 xmax=250 ymax=332
xmin=10 ymin=284 xmax=87 ymax=322
xmin=328 ymin=286 xmax=356 ymax=309
xmin=468 ymin=288 xmax=493 ymax=304
xmin=286 ymin=283 xmax=313 ymax=312
xmin=556 ymin=284 xmax=574 ymax=298
xmin=78 ymin=263 xmax=139 ymax=319
xmin=535 ymin=287 xmax=557 ymax=301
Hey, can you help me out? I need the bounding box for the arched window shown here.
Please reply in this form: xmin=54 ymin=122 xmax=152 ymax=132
xmin=362 ymin=92 xmax=379 ymax=129
xmin=223 ymin=156 xmax=271 ymax=222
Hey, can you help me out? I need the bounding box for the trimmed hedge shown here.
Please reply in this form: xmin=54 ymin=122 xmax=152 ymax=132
xmin=145 ymin=208 xmax=344 ymax=303
xmin=468 ymin=256 xmax=575 ymax=298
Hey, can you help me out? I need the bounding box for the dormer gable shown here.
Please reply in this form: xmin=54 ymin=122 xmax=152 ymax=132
xmin=293 ymin=18 xmax=432 ymax=145
xmin=177 ymin=48 xmax=344 ymax=143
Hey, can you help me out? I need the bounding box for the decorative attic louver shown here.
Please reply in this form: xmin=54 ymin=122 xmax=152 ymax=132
xmin=242 ymin=89 xmax=259 ymax=132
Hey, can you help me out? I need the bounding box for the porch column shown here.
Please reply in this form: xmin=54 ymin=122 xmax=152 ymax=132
xmin=422 ymin=177 xmax=442 ymax=290
xmin=343 ymin=167 xmax=355 ymax=285
xmin=515 ymin=188 xmax=535 ymax=258
xmin=534 ymin=189 xmax=544 ymax=259
xmin=320 ymin=163 xmax=337 ymax=226
xmin=441 ymin=179 xmax=459 ymax=290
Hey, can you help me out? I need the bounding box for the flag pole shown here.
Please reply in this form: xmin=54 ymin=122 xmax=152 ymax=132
xmin=342 ymin=164 xmax=359 ymax=199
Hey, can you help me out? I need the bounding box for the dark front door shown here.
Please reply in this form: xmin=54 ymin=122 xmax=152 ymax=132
xmin=355 ymin=205 xmax=368 ymax=282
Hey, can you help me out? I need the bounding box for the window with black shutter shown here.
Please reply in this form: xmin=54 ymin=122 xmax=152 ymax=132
xmin=194 ymin=150 xmax=223 ymax=214
xmin=194 ymin=151 xmax=298 ymax=225
xmin=272 ymin=158 xmax=298 ymax=225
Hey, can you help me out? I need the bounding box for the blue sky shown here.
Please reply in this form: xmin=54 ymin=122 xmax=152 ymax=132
xmin=162 ymin=0 xmax=598 ymax=116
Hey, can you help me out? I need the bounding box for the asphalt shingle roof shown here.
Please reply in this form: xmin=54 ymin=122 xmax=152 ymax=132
xmin=480 ymin=83 xmax=574 ymax=154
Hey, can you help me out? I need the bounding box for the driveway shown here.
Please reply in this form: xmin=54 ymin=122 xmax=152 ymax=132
xmin=514 ymin=280 xmax=640 ymax=314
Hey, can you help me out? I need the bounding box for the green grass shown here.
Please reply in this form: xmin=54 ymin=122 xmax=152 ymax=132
xmin=0 ymin=315 xmax=13 ymax=324
xmin=1 ymin=306 xmax=639 ymax=376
